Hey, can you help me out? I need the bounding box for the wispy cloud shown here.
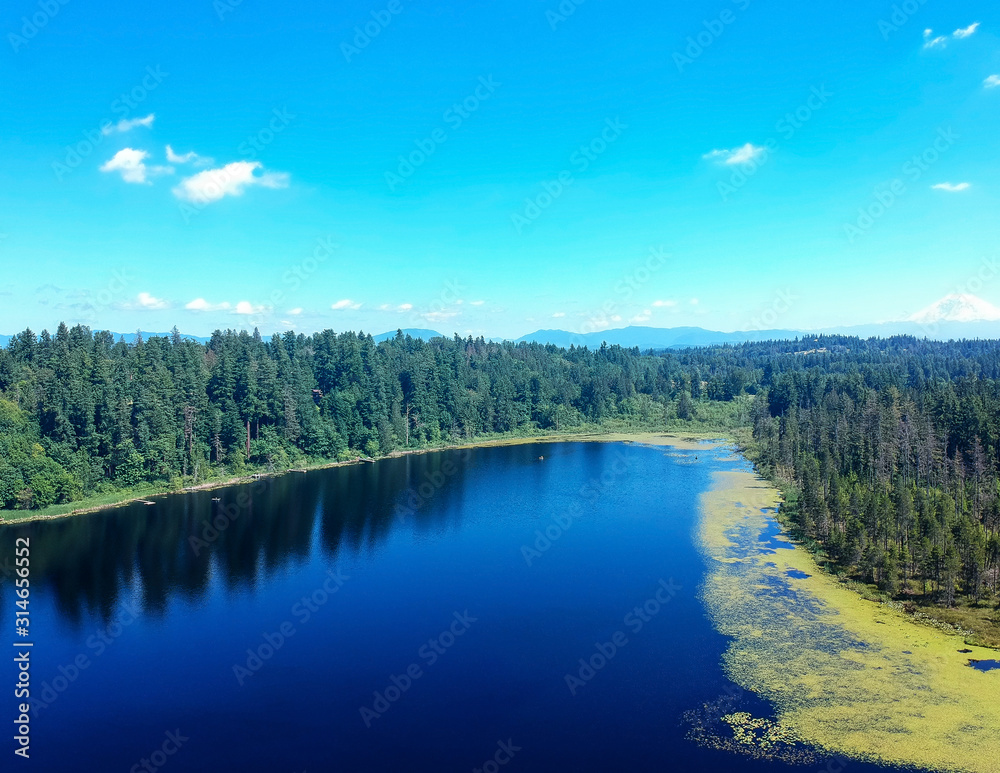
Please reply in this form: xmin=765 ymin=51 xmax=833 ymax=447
xmin=172 ymin=161 xmax=289 ymax=203
xmin=185 ymin=298 xmax=231 ymax=311
xmin=922 ymin=30 xmax=947 ymax=49
xmin=551 ymin=311 xmax=566 ymax=318
xmin=985 ymin=75 xmax=1000 ymax=89
xmin=652 ymin=299 xmax=676 ymax=308
xmin=102 ymin=113 xmax=155 ymax=135
xmin=287 ymin=307 xmax=303 ymax=316
xmin=952 ymin=22 xmax=979 ymax=39
xmin=100 ymin=148 xmax=172 ymax=184
xmin=630 ymin=310 xmax=652 ymax=323
xmin=331 ymin=299 xmax=362 ymax=310
xmin=703 ymin=143 xmax=765 ymax=165
xmin=166 ymin=145 xmax=211 ymax=166
xmin=924 ymin=23 xmax=979 ymax=49
xmin=422 ymin=309 xmax=460 ymax=322
xmin=470 ymin=300 xmax=485 ymax=306
xmin=932 ymin=182 xmax=970 ymax=192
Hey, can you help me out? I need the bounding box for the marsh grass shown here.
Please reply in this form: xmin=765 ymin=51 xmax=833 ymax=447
xmin=700 ymin=468 xmax=1000 ymax=773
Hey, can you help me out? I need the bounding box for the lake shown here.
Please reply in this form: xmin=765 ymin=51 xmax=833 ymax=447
xmin=2 ymin=441 xmax=923 ymax=772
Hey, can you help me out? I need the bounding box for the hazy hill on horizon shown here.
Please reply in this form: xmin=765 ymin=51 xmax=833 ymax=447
xmin=513 ymin=325 xmax=808 ymax=350
xmin=5 ymin=307 xmax=1000 ymax=352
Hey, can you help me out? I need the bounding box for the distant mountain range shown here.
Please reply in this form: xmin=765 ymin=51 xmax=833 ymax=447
xmin=513 ymin=326 xmax=804 ymax=349
xmin=5 ymin=322 xmax=1000 ymax=350
xmin=4 ymin=295 xmax=1000 ymax=351
xmin=513 ymin=294 xmax=1000 ymax=349
xmin=371 ymin=328 xmax=444 ymax=343
xmin=815 ymin=294 xmax=1000 ymax=341
xmin=516 ymin=321 xmax=1000 ymax=350
xmin=910 ymin=293 xmax=1000 ymax=324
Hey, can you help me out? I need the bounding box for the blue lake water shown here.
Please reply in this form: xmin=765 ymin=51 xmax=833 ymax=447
xmin=1 ymin=442 xmax=922 ymax=771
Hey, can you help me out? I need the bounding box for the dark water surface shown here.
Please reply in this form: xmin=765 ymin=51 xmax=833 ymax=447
xmin=2 ymin=443 xmax=919 ymax=772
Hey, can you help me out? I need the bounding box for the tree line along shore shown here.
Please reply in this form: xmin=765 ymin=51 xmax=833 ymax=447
xmin=1 ymin=326 xmax=998 ymax=640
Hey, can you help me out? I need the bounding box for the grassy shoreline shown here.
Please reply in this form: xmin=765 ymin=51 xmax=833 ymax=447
xmin=698 ymin=465 xmax=1000 ymax=772
xmin=0 ymin=424 xmax=729 ymax=525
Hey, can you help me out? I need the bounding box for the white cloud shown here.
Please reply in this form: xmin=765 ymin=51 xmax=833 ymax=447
xmin=923 ymin=29 xmax=947 ymax=48
xmin=690 ymin=298 xmax=700 ymax=305
xmin=924 ymin=23 xmax=979 ymax=48
xmin=121 ymin=292 xmax=170 ymax=310
xmin=552 ymin=312 xmax=566 ymax=318
xmin=610 ymin=315 xmax=622 ymax=322
xmin=985 ymin=75 xmax=1000 ymax=89
xmin=185 ymin=298 xmax=231 ymax=312
xmin=703 ymin=143 xmax=765 ymax=166
xmin=631 ymin=310 xmax=652 ymax=323
xmin=287 ymin=307 xmax=303 ymax=316
xmin=137 ymin=292 xmax=169 ymax=309
xmin=953 ymin=22 xmax=979 ymax=38
xmin=423 ymin=310 xmax=460 ymax=322
xmin=172 ymin=161 xmax=289 ymax=203
xmin=166 ymin=145 xmax=210 ymax=165
xmin=932 ymin=182 xmax=970 ymax=192
xmin=100 ymin=148 xmax=154 ymax=183
xmin=331 ymin=299 xmax=361 ymax=310
xmin=470 ymin=300 xmax=485 ymax=306
xmin=102 ymin=113 xmax=155 ymax=135
xmin=398 ymin=303 xmax=413 ymax=311
xmin=234 ymin=301 xmax=267 ymax=315
xmin=652 ymin=299 xmax=676 ymax=308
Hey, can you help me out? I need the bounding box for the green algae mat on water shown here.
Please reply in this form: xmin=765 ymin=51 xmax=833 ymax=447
xmin=698 ymin=468 xmax=1000 ymax=773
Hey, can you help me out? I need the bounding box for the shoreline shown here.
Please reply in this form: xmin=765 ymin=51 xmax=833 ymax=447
xmin=6 ymin=430 xmax=993 ymax=652
xmin=8 ymin=427 xmax=998 ymax=770
xmin=0 ymin=428 xmax=724 ymax=526
xmin=697 ymin=466 xmax=1000 ymax=772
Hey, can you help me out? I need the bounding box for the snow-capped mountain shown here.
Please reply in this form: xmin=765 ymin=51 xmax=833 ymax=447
xmin=908 ymin=293 xmax=1000 ymax=324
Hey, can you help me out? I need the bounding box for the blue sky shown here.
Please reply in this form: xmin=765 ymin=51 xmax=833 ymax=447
xmin=1 ymin=0 xmax=998 ymax=338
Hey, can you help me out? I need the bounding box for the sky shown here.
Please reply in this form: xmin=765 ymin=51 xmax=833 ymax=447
xmin=1 ymin=0 xmax=998 ymax=339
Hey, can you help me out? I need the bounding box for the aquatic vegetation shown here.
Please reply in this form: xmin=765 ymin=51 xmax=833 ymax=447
xmin=698 ymin=467 xmax=1000 ymax=773
xmin=722 ymin=712 xmax=802 ymax=751
xmin=680 ymin=692 xmax=817 ymax=766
